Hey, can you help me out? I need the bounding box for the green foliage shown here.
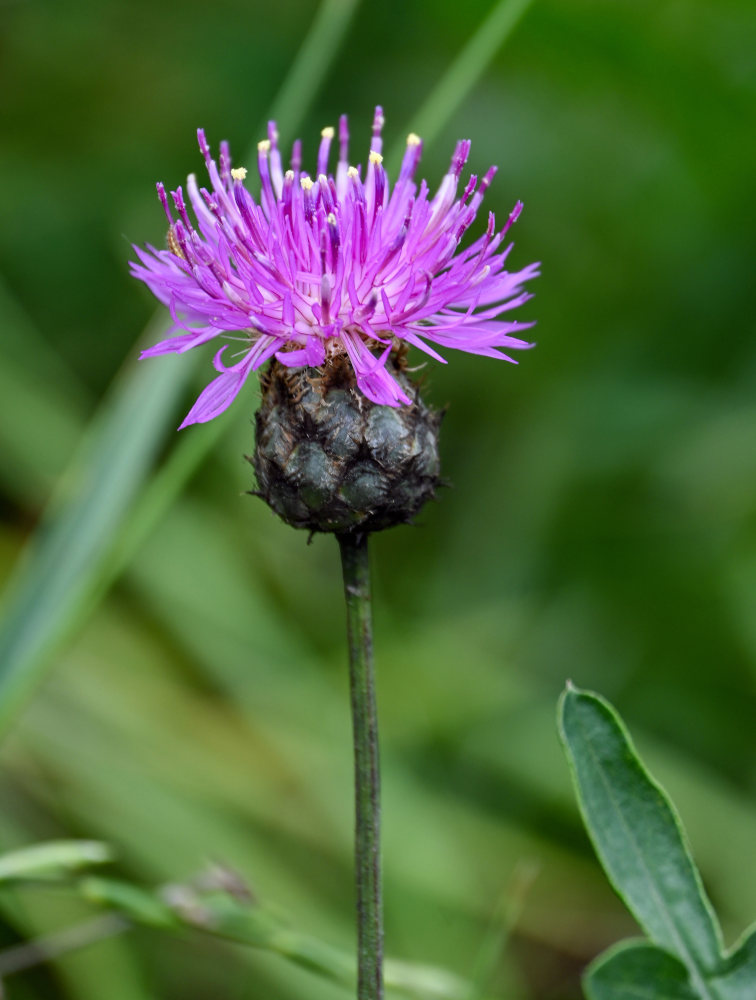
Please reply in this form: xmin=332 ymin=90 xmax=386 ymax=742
xmin=1 ymin=0 xmax=756 ymax=997
xmin=0 ymin=0 xmax=366 ymax=738
xmin=586 ymin=942 xmax=698 ymax=1000
xmin=0 ymin=843 xmax=112 ymax=884
xmin=79 ymin=873 xmax=471 ymax=999
xmin=559 ymin=686 xmax=756 ymax=999
xmin=0 ymin=0 xmax=531 ymax=738
xmin=0 ymin=341 xmax=193 ymax=734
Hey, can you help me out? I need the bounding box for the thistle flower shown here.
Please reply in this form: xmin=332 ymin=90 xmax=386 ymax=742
xmin=131 ymin=107 xmax=539 ymax=430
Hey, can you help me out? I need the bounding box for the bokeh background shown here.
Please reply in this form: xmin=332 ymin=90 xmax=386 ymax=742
xmin=2 ymin=0 xmax=756 ymax=997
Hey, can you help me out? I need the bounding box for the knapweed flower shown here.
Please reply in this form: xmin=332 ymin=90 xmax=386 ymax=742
xmin=131 ymin=107 xmax=538 ymax=430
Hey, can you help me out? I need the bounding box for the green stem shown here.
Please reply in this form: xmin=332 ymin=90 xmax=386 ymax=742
xmin=338 ymin=531 xmax=383 ymax=1000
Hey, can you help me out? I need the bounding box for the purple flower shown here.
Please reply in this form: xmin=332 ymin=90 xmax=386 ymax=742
xmin=131 ymin=107 xmax=539 ymax=429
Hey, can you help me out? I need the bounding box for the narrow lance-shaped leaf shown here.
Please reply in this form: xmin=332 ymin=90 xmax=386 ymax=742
xmin=0 ymin=273 xmax=91 ymax=502
xmin=558 ymin=684 xmax=724 ymax=988
xmin=0 ymin=333 xmax=192 ymax=735
xmin=79 ymin=877 xmax=470 ymax=1000
xmin=0 ymin=841 xmax=113 ymax=883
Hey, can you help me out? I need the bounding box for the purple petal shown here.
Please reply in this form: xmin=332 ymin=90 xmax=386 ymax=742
xmin=341 ymin=333 xmax=411 ymax=407
xmin=140 ymin=326 xmax=222 ymax=358
xmin=133 ymin=113 xmax=539 ymax=425
xmin=178 ymin=358 xmax=255 ymax=429
xmin=178 ymin=338 xmax=282 ymax=429
xmin=276 ymin=336 xmax=326 ymax=368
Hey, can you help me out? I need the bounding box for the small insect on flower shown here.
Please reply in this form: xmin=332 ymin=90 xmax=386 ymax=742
xmin=131 ymin=107 xmax=539 ymax=431
xmin=166 ymin=226 xmax=185 ymax=260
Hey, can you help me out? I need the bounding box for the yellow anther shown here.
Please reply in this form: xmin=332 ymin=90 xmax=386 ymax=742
xmin=321 ymin=126 xmax=335 ymax=139
xmin=327 ymin=212 xmax=337 ymax=225
xmin=284 ymin=169 xmax=295 ymax=181
xmin=347 ymin=166 xmax=359 ymax=179
xmin=369 ymin=151 xmax=383 ymax=166
xmin=166 ymin=226 xmax=185 ymax=260
xmin=406 ymin=132 xmax=421 ymax=146
xmin=300 ymin=176 xmax=314 ymax=191
xmin=230 ymin=167 xmax=247 ymax=181
xmin=257 ymin=139 xmax=271 ymax=153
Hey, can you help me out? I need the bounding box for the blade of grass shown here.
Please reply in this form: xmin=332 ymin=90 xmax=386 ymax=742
xmin=80 ymin=877 xmax=470 ymax=1000
xmin=388 ymin=0 xmax=535 ymax=168
xmin=0 ymin=271 xmax=88 ymax=401
xmin=0 ymin=353 xmax=86 ymax=504
xmin=0 ymin=914 xmax=128 ymax=977
xmin=0 ymin=318 xmax=193 ymax=735
xmin=466 ymin=861 xmax=539 ymax=1000
xmin=0 ymin=841 xmax=112 ymax=884
xmin=0 ymin=0 xmax=363 ymax=738
xmin=260 ymin=0 xmax=361 ymax=142
xmin=0 ymin=272 xmax=90 ymax=502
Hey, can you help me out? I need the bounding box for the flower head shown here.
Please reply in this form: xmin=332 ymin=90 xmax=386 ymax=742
xmin=131 ymin=107 xmax=539 ymax=429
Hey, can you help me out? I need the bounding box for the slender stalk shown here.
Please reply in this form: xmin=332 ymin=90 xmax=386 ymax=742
xmin=338 ymin=531 xmax=383 ymax=1000
xmin=391 ymin=0 xmax=535 ymax=165
xmin=0 ymin=914 xmax=129 ymax=977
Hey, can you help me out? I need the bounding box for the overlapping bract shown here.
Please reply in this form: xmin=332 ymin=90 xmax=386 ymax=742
xmin=131 ymin=107 xmax=539 ymax=428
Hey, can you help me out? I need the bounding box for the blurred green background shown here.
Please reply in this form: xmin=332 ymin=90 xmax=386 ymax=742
xmin=1 ymin=0 xmax=756 ymax=997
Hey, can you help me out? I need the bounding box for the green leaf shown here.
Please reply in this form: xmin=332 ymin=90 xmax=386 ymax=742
xmin=0 ymin=353 xmax=86 ymax=504
xmin=390 ymin=0 xmax=535 ymax=167
xmin=558 ymin=685 xmax=723 ymax=987
xmin=79 ymin=877 xmax=469 ymax=999
xmin=585 ymin=941 xmax=698 ymax=1000
xmin=710 ymin=926 xmax=756 ymax=1000
xmin=0 ymin=840 xmax=113 ymax=883
xmin=79 ymin=877 xmax=178 ymax=930
xmin=384 ymin=959 xmax=469 ymax=1000
xmin=0 ymin=333 xmax=193 ymax=735
xmin=260 ymin=0 xmax=361 ymax=143
xmin=0 ymin=0 xmax=363 ymax=739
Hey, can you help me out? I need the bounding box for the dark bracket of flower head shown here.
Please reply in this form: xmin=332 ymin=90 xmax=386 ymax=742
xmin=558 ymin=684 xmax=756 ymax=999
xmin=248 ymin=356 xmax=445 ymax=538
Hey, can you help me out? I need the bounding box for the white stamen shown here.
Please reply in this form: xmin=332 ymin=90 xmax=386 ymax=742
xmin=257 ymin=139 xmax=271 ymax=153
xmin=300 ymin=176 xmax=314 ymax=190
xmin=406 ymin=132 xmax=421 ymax=146
xmin=321 ymin=126 xmax=335 ymax=139
xmin=230 ymin=167 xmax=247 ymax=181
xmin=369 ymin=151 xmax=383 ymax=166
xmin=470 ymin=264 xmax=491 ymax=285
xmin=347 ymin=166 xmax=359 ymax=179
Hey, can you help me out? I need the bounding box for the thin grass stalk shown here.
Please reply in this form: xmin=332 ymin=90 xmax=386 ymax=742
xmin=389 ymin=0 xmax=535 ymax=168
xmin=0 ymin=0 xmax=362 ymax=737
